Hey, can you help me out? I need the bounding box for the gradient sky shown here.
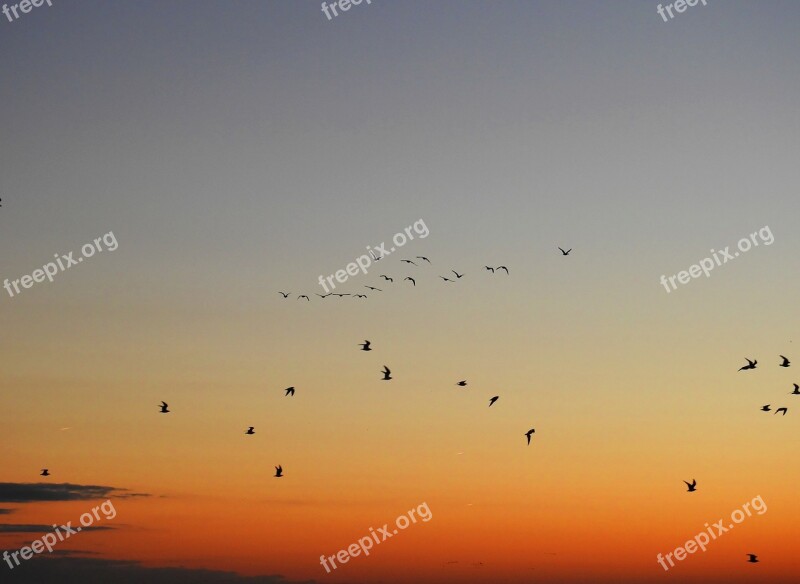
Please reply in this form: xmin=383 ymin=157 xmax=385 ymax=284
xmin=2 ymin=1 xmax=800 ymax=582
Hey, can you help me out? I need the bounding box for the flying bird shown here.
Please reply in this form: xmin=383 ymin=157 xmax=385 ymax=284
xmin=365 ymin=286 xmax=382 ymax=292
xmin=452 ymin=270 xmax=464 ymax=279
xmin=496 ymin=266 xmax=509 ymax=274
xmin=274 ymin=465 xmax=283 ymax=478
xmin=40 ymin=469 xmax=50 ymax=477
xmin=440 ymin=276 xmax=453 ymax=282
xmin=739 ymin=358 xmax=757 ymax=371
xmin=353 ymin=294 xmax=367 ymax=298
xmin=791 ymin=384 xmax=800 ymax=395
xmin=456 ymin=380 xmax=467 ymax=387
xmin=488 ymin=396 xmax=499 ymax=407
xmin=359 ymin=340 xmax=372 ymax=351
xmin=298 ymin=295 xmax=310 ymax=301
xmin=404 ymin=277 xmax=416 ymax=286
xmin=775 ymin=407 xmax=788 ymax=416
xmin=332 ymin=293 xmax=350 ymax=297
xmin=761 ymin=404 xmax=771 ymax=412
xmin=416 ymin=256 xmax=431 ymax=264
xmin=285 ymin=387 xmax=295 ymax=396
xmin=780 ymin=355 xmax=791 ymax=367
xmin=381 ymin=366 xmax=392 ymax=381
xmin=684 ymin=479 xmax=697 ymax=492
xmin=379 ymin=275 xmax=394 ymax=282
xmin=558 ymin=247 xmax=572 ymax=256
xmin=278 ymin=292 xmax=291 ymax=298
xmin=245 ymin=427 xmax=255 ymax=435
xmin=525 ymin=428 xmax=535 ymax=445
xmin=746 ymin=554 xmax=759 ymax=563
xmin=159 ymin=401 xmax=170 ymax=414
xmin=315 ymin=293 xmax=331 ymax=298
xmin=484 ymin=266 xmax=495 ymax=273
xmin=401 ymin=259 xmax=418 ymax=266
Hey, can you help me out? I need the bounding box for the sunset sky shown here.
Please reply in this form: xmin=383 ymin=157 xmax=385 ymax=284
xmin=2 ymin=1 xmax=800 ymax=582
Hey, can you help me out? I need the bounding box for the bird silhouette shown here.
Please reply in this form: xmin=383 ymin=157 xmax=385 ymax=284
xmin=298 ymin=295 xmax=310 ymax=301
xmin=159 ymin=401 xmax=170 ymax=414
xmin=332 ymin=293 xmax=350 ymax=297
xmin=381 ymin=366 xmax=392 ymax=381
xmin=452 ymin=270 xmax=464 ymax=279
xmin=359 ymin=340 xmax=372 ymax=351
xmin=404 ymin=277 xmax=416 ymax=286
xmin=792 ymin=384 xmax=800 ymax=395
xmin=484 ymin=266 xmax=495 ymax=273
xmin=558 ymin=247 xmax=572 ymax=256
xmin=416 ymin=256 xmax=431 ymax=264
xmin=739 ymin=358 xmax=757 ymax=371
xmin=315 ymin=293 xmax=331 ymax=298
xmin=245 ymin=427 xmax=255 ymax=435
xmin=401 ymin=259 xmax=418 ymax=266
xmin=456 ymin=380 xmax=467 ymax=387
xmin=746 ymin=554 xmax=759 ymax=563
xmin=353 ymin=294 xmax=367 ymax=298
xmin=496 ymin=266 xmax=509 ymax=274
xmin=775 ymin=407 xmax=788 ymax=416
xmin=761 ymin=404 xmax=771 ymax=412
xmin=780 ymin=355 xmax=791 ymax=367
xmin=684 ymin=479 xmax=697 ymax=492
xmin=488 ymin=396 xmax=499 ymax=407
xmin=278 ymin=292 xmax=291 ymax=298
xmin=274 ymin=465 xmax=283 ymax=478
xmin=365 ymin=286 xmax=382 ymax=292
xmin=379 ymin=275 xmax=394 ymax=282
xmin=525 ymin=429 xmax=535 ymax=445
xmin=440 ymin=276 xmax=453 ymax=282
xmin=285 ymin=387 xmax=295 ymax=396
xmin=40 ymin=469 xmax=50 ymax=476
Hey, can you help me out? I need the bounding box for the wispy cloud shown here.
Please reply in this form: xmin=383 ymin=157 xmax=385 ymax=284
xmin=0 ymin=483 xmax=150 ymax=504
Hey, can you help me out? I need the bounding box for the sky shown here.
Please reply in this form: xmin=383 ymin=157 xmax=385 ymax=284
xmin=1 ymin=1 xmax=800 ymax=582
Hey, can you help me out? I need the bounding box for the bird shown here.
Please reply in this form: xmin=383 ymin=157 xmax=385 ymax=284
xmin=332 ymin=293 xmax=350 ymax=297
xmin=381 ymin=366 xmax=392 ymax=381
xmin=525 ymin=429 xmax=535 ymax=445
xmin=401 ymin=259 xmax=418 ymax=266
xmin=359 ymin=340 xmax=372 ymax=351
xmin=278 ymin=292 xmax=291 ymax=298
xmin=775 ymin=407 xmax=788 ymax=416
xmin=284 ymin=387 xmax=295 ymax=396
xmin=761 ymin=404 xmax=771 ymax=412
xmin=456 ymin=380 xmax=467 ymax=387
xmin=780 ymin=355 xmax=791 ymax=367
xmin=365 ymin=286 xmax=382 ymax=292
xmin=558 ymin=247 xmax=572 ymax=256
xmin=484 ymin=266 xmax=495 ymax=273
xmin=245 ymin=427 xmax=255 ymax=435
xmin=440 ymin=276 xmax=453 ymax=282
xmin=40 ymin=469 xmax=50 ymax=477
xmin=452 ymin=270 xmax=464 ymax=279
xmin=791 ymin=384 xmax=800 ymax=395
xmin=315 ymin=293 xmax=331 ymax=298
xmin=416 ymin=256 xmax=431 ymax=264
xmin=746 ymin=554 xmax=759 ymax=563
xmin=496 ymin=266 xmax=509 ymax=274
xmin=298 ymin=295 xmax=310 ymax=301
xmin=159 ymin=401 xmax=170 ymax=414
xmin=274 ymin=465 xmax=283 ymax=478
xmin=354 ymin=294 xmax=367 ymax=298
xmin=739 ymin=358 xmax=757 ymax=371
xmin=379 ymin=275 xmax=394 ymax=282
xmin=684 ymin=479 xmax=697 ymax=492
xmin=488 ymin=396 xmax=499 ymax=407
xmin=404 ymin=277 xmax=416 ymax=286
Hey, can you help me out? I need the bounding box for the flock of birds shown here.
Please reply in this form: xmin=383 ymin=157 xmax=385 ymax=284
xmin=739 ymin=355 xmax=795 ymax=416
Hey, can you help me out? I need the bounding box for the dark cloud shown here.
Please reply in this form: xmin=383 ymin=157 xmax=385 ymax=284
xmin=0 ymin=509 xmax=15 ymax=515
xmin=0 ymin=483 xmax=149 ymax=503
xmin=1 ymin=556 xmax=318 ymax=584
xmin=0 ymin=525 xmax=53 ymax=533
